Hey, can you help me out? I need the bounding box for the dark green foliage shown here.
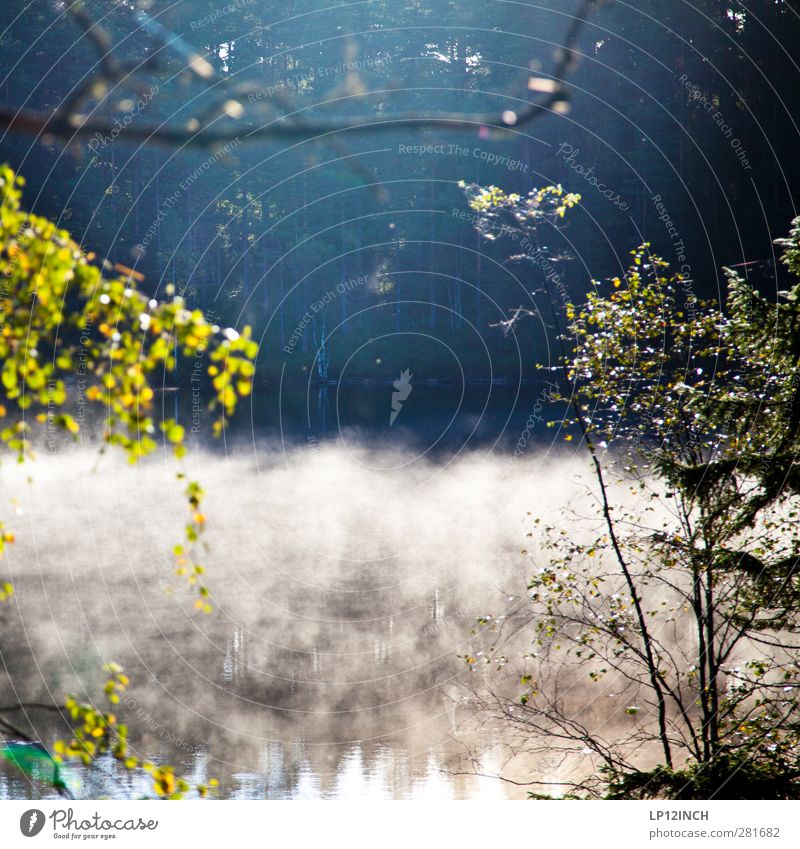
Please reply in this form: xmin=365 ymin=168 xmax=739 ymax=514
xmin=603 ymin=757 xmax=800 ymax=801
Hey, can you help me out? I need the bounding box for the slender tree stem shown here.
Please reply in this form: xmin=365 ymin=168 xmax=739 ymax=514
xmin=573 ymin=410 xmax=673 ymax=769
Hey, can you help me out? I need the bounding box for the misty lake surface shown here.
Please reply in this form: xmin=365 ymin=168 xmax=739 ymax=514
xmin=194 ymin=380 xmax=569 ymax=455
xmin=0 ymin=383 xmax=579 ymax=799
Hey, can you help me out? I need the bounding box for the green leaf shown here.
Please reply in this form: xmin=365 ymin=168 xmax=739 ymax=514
xmin=166 ymin=423 xmax=185 ymax=444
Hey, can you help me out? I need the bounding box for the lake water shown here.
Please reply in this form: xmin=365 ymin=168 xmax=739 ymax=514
xmin=0 ymin=384 xmax=582 ymax=799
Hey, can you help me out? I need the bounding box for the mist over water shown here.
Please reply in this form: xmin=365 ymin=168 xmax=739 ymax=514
xmin=0 ymin=440 xmax=589 ymax=799
xmin=0 ymin=0 xmax=797 ymax=816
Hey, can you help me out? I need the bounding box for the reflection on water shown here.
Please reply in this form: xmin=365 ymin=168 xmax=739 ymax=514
xmin=224 ymin=743 xmax=510 ymax=800
xmin=0 ymin=739 xmax=510 ymax=800
xmin=0 ymin=439 xmax=582 ymax=800
xmin=223 ymin=627 xmax=251 ymax=684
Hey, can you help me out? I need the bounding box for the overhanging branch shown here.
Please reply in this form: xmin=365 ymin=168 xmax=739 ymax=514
xmin=0 ymin=0 xmax=607 ymax=151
